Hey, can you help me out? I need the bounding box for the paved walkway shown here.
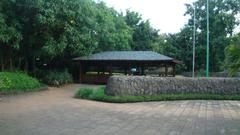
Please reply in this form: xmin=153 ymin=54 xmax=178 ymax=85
xmin=0 ymin=84 xmax=240 ymax=135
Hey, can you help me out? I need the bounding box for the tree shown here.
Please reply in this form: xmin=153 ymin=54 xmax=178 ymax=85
xmin=38 ymin=0 xmax=132 ymax=66
xmin=38 ymin=0 xmax=100 ymax=60
xmin=0 ymin=1 xmax=22 ymax=71
xmin=124 ymin=10 xmax=159 ymax=51
xmin=0 ymin=0 xmax=133 ymax=72
xmin=185 ymin=0 xmax=240 ymax=72
xmin=224 ymin=33 xmax=240 ymax=76
xmin=161 ymin=26 xmax=193 ymax=72
xmin=94 ymin=2 xmax=132 ymax=52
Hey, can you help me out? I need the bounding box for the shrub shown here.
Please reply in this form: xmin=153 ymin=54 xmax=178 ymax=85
xmin=224 ymin=44 xmax=240 ymax=76
xmin=0 ymin=72 xmax=45 ymax=94
xmin=75 ymin=87 xmax=94 ymax=98
xmin=36 ymin=69 xmax=73 ymax=86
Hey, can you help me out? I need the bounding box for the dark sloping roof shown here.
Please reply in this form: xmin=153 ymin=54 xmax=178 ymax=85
xmin=73 ymin=51 xmax=174 ymax=61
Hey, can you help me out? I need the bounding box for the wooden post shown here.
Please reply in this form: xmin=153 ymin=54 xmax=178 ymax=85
xmin=124 ymin=68 xmax=128 ymax=75
xmin=109 ymin=66 xmax=113 ymax=76
xmin=165 ymin=64 xmax=168 ymax=77
xmin=141 ymin=67 xmax=145 ymax=75
xmin=97 ymin=65 xmax=100 ymax=75
xmin=79 ymin=63 xmax=84 ymax=83
xmin=172 ymin=64 xmax=176 ymax=77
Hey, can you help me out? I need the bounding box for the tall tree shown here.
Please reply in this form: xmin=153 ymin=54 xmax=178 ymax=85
xmin=185 ymin=0 xmax=240 ymax=72
xmin=94 ymin=2 xmax=132 ymax=52
xmin=124 ymin=10 xmax=159 ymax=51
xmin=38 ymin=0 xmax=99 ymax=59
xmin=0 ymin=0 xmax=133 ymax=71
xmin=162 ymin=26 xmax=193 ymax=72
xmin=0 ymin=1 xmax=22 ymax=71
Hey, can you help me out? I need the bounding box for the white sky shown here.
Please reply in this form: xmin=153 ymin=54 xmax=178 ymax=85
xmin=100 ymin=0 xmax=196 ymax=34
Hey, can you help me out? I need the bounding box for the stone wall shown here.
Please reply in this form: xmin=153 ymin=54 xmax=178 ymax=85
xmin=182 ymin=72 xmax=240 ymax=77
xmin=106 ymin=76 xmax=240 ymax=96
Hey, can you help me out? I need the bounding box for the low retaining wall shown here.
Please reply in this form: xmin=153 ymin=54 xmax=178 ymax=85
xmin=106 ymin=76 xmax=240 ymax=96
xmin=182 ymin=72 xmax=240 ymax=77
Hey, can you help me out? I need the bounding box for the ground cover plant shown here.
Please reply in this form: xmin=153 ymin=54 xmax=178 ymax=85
xmin=75 ymin=87 xmax=240 ymax=103
xmin=0 ymin=72 xmax=46 ymax=94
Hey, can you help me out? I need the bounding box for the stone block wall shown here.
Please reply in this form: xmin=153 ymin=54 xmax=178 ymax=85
xmin=182 ymin=72 xmax=240 ymax=77
xmin=106 ymin=76 xmax=240 ymax=96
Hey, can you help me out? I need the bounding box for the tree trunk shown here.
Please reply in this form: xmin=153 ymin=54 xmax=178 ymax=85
xmin=1 ymin=57 xmax=4 ymax=71
xmin=17 ymin=57 xmax=23 ymax=70
xmin=24 ymin=58 xmax=29 ymax=72
xmin=9 ymin=58 xmax=13 ymax=71
xmin=32 ymin=56 xmax=36 ymax=75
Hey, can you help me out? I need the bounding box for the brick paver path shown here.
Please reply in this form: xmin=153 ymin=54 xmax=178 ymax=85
xmin=0 ymin=84 xmax=240 ymax=135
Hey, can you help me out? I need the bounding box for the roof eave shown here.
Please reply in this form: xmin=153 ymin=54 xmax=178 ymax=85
xmin=73 ymin=59 xmax=175 ymax=62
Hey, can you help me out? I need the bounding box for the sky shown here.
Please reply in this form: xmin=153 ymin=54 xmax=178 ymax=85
xmin=100 ymin=0 xmax=196 ymax=34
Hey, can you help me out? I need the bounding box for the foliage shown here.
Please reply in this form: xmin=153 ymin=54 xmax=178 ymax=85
xmin=0 ymin=72 xmax=44 ymax=94
xmin=162 ymin=27 xmax=193 ymax=72
xmin=0 ymin=0 xmax=240 ymax=75
xmin=161 ymin=0 xmax=240 ymax=73
xmin=39 ymin=0 xmax=98 ymax=58
xmin=36 ymin=70 xmax=73 ymax=86
xmin=0 ymin=0 xmax=132 ymax=72
xmin=124 ymin=10 xmax=159 ymax=51
xmin=95 ymin=3 xmax=132 ymax=51
xmin=224 ymin=34 xmax=240 ymax=76
xmin=0 ymin=10 xmax=22 ymax=70
xmin=75 ymin=87 xmax=240 ymax=103
xmin=187 ymin=0 xmax=240 ymax=72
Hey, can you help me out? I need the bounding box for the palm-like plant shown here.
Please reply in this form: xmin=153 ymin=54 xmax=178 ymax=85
xmin=225 ymin=43 xmax=240 ymax=76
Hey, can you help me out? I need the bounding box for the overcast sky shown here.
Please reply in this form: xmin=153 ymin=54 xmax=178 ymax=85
xmin=100 ymin=0 xmax=196 ymax=34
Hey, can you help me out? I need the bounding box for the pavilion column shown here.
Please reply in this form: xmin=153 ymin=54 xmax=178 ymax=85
xmin=165 ymin=64 xmax=168 ymax=77
xmin=109 ymin=66 xmax=113 ymax=76
xmin=79 ymin=63 xmax=84 ymax=83
xmin=172 ymin=64 xmax=176 ymax=77
xmin=124 ymin=67 xmax=128 ymax=75
xmin=141 ymin=67 xmax=145 ymax=75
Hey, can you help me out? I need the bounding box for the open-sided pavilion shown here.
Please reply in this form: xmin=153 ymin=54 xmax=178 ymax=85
xmin=73 ymin=51 xmax=179 ymax=84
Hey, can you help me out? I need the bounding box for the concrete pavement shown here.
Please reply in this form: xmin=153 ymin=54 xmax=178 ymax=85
xmin=0 ymin=84 xmax=240 ymax=135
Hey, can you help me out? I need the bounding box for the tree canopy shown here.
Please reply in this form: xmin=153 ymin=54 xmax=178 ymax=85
xmin=0 ymin=0 xmax=240 ymax=76
xmin=186 ymin=0 xmax=240 ymax=72
xmin=0 ymin=0 xmax=135 ymax=72
xmin=124 ymin=10 xmax=159 ymax=51
xmin=161 ymin=0 xmax=240 ymax=73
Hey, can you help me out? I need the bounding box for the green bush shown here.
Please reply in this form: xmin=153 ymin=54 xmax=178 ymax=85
xmin=36 ymin=70 xmax=73 ymax=86
xmin=75 ymin=87 xmax=94 ymax=98
xmin=0 ymin=72 xmax=45 ymax=94
xmin=75 ymin=87 xmax=240 ymax=103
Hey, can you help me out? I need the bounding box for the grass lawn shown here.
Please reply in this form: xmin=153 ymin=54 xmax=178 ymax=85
xmin=0 ymin=72 xmax=47 ymax=95
xmin=75 ymin=87 xmax=240 ymax=103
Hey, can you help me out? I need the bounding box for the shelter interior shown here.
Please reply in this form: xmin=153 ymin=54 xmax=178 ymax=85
xmin=74 ymin=51 xmax=178 ymax=84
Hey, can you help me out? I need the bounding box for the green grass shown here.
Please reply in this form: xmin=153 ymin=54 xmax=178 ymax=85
xmin=75 ymin=87 xmax=240 ymax=103
xmin=0 ymin=72 xmax=47 ymax=94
